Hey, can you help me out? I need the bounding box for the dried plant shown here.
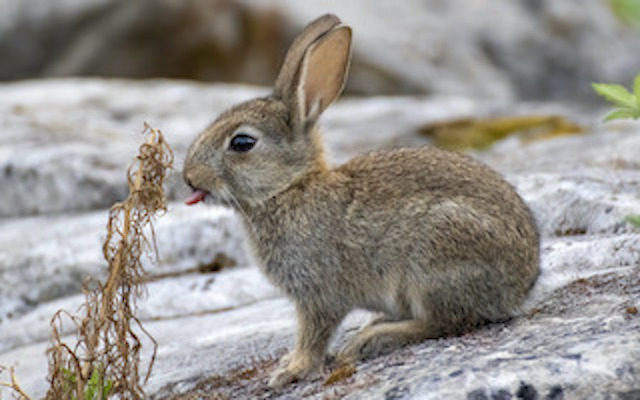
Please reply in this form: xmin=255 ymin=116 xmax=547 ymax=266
xmin=45 ymin=123 xmax=174 ymax=400
xmin=0 ymin=366 xmax=32 ymax=400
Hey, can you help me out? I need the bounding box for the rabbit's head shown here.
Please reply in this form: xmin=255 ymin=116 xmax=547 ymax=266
xmin=184 ymin=14 xmax=352 ymax=207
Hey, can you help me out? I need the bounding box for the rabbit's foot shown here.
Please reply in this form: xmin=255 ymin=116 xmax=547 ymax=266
xmin=337 ymin=319 xmax=436 ymax=363
xmin=268 ymin=351 xmax=319 ymax=388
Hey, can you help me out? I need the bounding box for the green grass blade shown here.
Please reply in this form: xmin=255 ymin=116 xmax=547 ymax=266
xmin=592 ymin=83 xmax=637 ymax=108
xmin=604 ymin=108 xmax=640 ymax=121
xmin=103 ymin=379 xmax=113 ymax=399
xmin=634 ymin=74 xmax=640 ymax=107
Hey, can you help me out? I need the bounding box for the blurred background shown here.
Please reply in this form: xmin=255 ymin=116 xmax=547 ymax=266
xmin=1 ymin=0 xmax=639 ymax=101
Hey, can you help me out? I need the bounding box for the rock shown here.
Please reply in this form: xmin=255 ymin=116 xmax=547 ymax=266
xmin=0 ymin=203 xmax=254 ymax=335
xmin=476 ymin=119 xmax=640 ymax=238
xmin=1 ymin=79 xmax=640 ymax=399
xmin=0 ymin=79 xmax=267 ymax=217
xmin=1 ymin=0 xmax=639 ymax=99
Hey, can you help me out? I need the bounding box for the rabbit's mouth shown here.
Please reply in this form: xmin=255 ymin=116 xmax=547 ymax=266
xmin=185 ymin=188 xmax=209 ymax=205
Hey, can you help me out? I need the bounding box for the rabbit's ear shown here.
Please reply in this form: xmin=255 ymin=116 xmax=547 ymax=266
xmin=295 ymin=25 xmax=352 ymax=123
xmin=274 ymin=14 xmax=341 ymax=101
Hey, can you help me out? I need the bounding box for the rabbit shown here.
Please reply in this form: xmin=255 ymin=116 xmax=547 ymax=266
xmin=183 ymin=14 xmax=540 ymax=388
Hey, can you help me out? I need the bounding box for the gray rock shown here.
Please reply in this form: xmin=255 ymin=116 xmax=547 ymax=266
xmin=0 ymin=79 xmax=266 ymax=217
xmin=0 ymin=203 xmax=253 ymax=336
xmin=1 ymin=79 xmax=640 ymax=399
xmin=477 ymin=121 xmax=640 ymax=238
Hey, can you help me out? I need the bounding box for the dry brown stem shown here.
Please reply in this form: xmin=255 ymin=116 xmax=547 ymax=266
xmin=0 ymin=366 xmax=33 ymax=400
xmin=45 ymin=123 xmax=173 ymax=400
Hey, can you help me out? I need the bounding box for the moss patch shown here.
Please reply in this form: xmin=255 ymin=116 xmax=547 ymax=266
xmin=419 ymin=115 xmax=584 ymax=150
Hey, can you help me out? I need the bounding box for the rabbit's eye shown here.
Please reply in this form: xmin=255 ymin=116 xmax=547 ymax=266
xmin=229 ymin=134 xmax=257 ymax=152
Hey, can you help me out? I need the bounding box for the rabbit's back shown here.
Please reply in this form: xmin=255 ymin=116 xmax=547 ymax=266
xmin=339 ymin=147 xmax=537 ymax=242
xmin=340 ymin=147 xmax=523 ymax=212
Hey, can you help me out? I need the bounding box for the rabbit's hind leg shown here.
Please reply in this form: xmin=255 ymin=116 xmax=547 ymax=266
xmin=337 ymin=319 xmax=440 ymax=364
xmin=366 ymin=312 xmax=400 ymax=327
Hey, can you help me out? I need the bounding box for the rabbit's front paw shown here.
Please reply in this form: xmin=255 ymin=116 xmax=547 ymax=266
xmin=269 ymin=366 xmax=299 ymax=388
xmin=268 ymin=352 xmax=318 ymax=388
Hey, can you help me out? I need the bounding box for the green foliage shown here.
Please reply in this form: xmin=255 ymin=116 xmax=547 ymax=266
xmin=592 ymin=74 xmax=640 ymax=121
xmin=62 ymin=368 xmax=76 ymax=388
xmin=63 ymin=366 xmax=113 ymax=400
xmin=625 ymin=215 xmax=640 ymax=228
xmin=86 ymin=366 xmax=113 ymax=400
xmin=594 ymin=74 xmax=640 ymax=230
xmin=610 ymin=0 xmax=640 ymax=26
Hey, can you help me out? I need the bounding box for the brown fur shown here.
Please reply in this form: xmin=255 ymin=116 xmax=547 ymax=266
xmin=183 ymin=14 xmax=540 ymax=388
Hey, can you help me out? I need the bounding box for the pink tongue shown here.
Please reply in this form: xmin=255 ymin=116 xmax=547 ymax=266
xmin=185 ymin=189 xmax=207 ymax=205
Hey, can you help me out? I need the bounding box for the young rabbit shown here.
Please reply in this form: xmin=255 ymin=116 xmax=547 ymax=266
xmin=183 ymin=14 xmax=540 ymax=388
